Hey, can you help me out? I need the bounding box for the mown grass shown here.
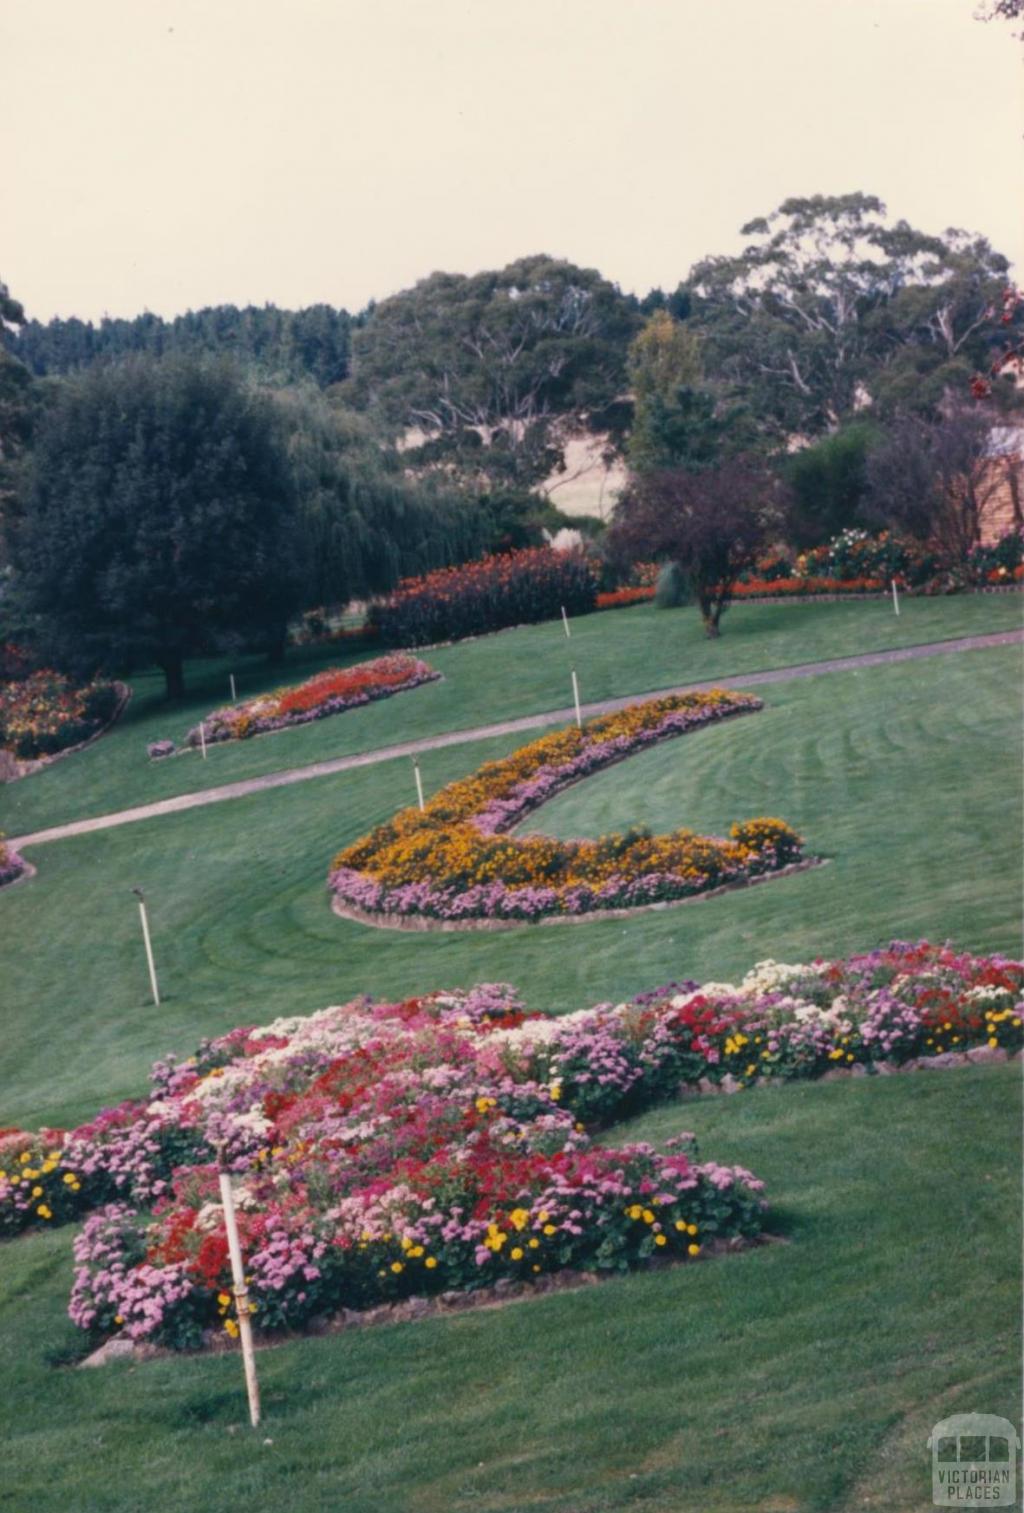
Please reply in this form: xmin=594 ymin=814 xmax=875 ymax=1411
xmin=2 ymin=645 xmax=1020 ymax=1132
xmin=1 ymin=1066 xmax=1018 ymax=1513
xmin=0 ymin=605 xmax=1020 ymax=1512
xmin=2 ymin=592 xmax=1019 ymax=835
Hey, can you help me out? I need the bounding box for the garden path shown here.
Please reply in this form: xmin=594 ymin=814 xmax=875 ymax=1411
xmin=10 ymin=628 xmax=1021 ymax=851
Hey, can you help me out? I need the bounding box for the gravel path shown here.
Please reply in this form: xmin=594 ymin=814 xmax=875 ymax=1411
xmin=10 ymin=628 xmax=1021 ymax=851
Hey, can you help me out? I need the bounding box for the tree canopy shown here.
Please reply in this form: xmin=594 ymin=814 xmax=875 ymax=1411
xmin=7 ymin=355 xmax=303 ymax=696
xmin=685 ymin=194 xmax=1021 ymax=439
xmin=342 ymin=254 xmax=639 ymax=486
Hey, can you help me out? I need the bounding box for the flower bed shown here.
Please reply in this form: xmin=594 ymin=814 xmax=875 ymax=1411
xmin=0 ymin=671 xmax=120 ymax=761
xmin=183 ymin=655 xmax=439 ymax=748
xmin=1 ymin=942 xmax=1018 ymax=1352
xmin=329 ymin=691 xmax=804 ymax=925
xmin=0 ymin=837 xmax=26 ymax=888
xmin=367 ymin=547 xmax=598 ymax=648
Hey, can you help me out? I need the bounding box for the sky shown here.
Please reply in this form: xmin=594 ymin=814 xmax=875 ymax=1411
xmin=2 ymin=0 xmax=1021 ymax=324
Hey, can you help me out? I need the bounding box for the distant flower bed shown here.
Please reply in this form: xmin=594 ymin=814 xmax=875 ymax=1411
xmin=367 ymin=547 xmax=598 ymax=648
xmin=0 ymin=837 xmax=26 ymax=887
xmin=2 ymin=942 xmax=1018 ymax=1352
xmin=0 ymin=671 xmax=120 ymax=761
xmin=734 ymin=574 xmax=886 ymax=598
xmin=596 ymin=585 xmax=656 ymax=610
xmin=329 ymin=690 xmax=804 ymax=925
xmin=184 ymin=655 xmax=439 ymax=748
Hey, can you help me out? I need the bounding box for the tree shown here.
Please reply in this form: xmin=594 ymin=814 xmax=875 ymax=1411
xmin=610 ymin=459 xmax=777 ymax=636
xmin=342 ymin=254 xmax=639 ymax=487
xmin=784 ymin=421 xmax=880 ymax=545
xmin=864 ymin=407 xmax=1009 ymax=564
xmin=8 ymin=355 xmax=301 ymax=697
xmin=685 ymin=194 xmax=1019 ymax=439
xmin=0 ymin=280 xmax=40 ymax=565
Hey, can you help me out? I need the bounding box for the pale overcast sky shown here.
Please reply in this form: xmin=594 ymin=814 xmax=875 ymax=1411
xmin=2 ymin=0 xmax=1021 ymax=323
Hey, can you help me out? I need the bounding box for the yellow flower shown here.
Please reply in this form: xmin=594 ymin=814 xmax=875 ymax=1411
xmin=424 ymin=1257 xmax=438 ymax=1270
xmin=224 ymin=1319 xmax=239 ymax=1337
xmin=528 ymin=1238 xmax=540 ymax=1249
xmin=687 ymin=1243 xmax=701 ymax=1257
xmin=989 ymin=1037 xmax=999 ymax=1048
xmin=654 ymin=1234 xmax=667 ymax=1247
xmin=114 ymin=1315 xmax=124 ymax=1325
xmin=641 ymin=1209 xmax=654 ymax=1224
xmin=542 ymin=1224 xmax=556 ymax=1237
xmin=31 ymin=1186 xmax=43 ymax=1198
xmin=510 ymin=1247 xmax=524 ymax=1261
xmin=390 ymin=1261 xmax=404 ymax=1274
xmin=218 ymin=1292 xmax=232 ymax=1307
xmin=509 ymin=1208 xmax=530 ymax=1231
xmin=37 ymin=1204 xmax=52 ymax=1219
xmin=62 ymin=1172 xmax=77 ymax=1185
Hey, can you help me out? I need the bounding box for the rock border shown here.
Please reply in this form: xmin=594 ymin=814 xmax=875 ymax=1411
xmin=330 ymin=857 xmax=827 ymax=933
xmin=79 ymin=1230 xmax=786 ymax=1369
xmin=0 ymin=682 xmax=131 ymax=784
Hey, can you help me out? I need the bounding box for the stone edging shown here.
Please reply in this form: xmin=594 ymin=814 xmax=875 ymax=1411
xmin=79 ymin=1229 xmax=786 ymax=1369
xmin=330 ymin=857 xmax=826 ymax=933
xmin=0 ymin=683 xmax=131 ymax=784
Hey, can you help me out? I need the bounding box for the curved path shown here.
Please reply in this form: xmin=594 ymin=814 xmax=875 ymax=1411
xmin=10 ymin=628 xmax=1021 ymax=851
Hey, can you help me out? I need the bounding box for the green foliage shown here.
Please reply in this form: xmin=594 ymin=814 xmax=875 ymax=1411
xmin=8 ymin=355 xmax=303 ymax=697
xmin=343 ymin=254 xmax=639 ymax=486
xmin=785 ymin=421 xmax=880 ymax=545
xmin=654 ymin=560 xmax=687 ymax=607
xmin=686 ymin=195 xmax=1021 ymax=439
xmin=5 ymin=303 xmax=354 ymax=388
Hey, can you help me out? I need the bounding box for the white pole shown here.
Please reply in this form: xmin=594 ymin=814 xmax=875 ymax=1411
xmin=199 ymin=721 xmax=207 ymax=759
xmin=571 ymin=667 xmax=582 ymax=729
xmin=230 ymin=674 xmax=237 ymax=702
xmin=891 ymin=578 xmax=900 ymax=616
xmin=561 ymin=605 xmax=571 ymax=639
xmin=413 ymin=758 xmax=425 ymax=812
xmin=136 ymin=897 xmax=160 ymax=1006
xmin=218 ymin=1170 xmax=261 ymax=1430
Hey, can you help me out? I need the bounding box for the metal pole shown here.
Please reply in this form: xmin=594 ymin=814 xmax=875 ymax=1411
xmin=891 ymin=579 xmax=900 ymax=616
xmin=230 ymin=674 xmax=237 ymax=702
xmin=132 ymin=889 xmax=160 ymax=1006
xmin=199 ymin=721 xmax=207 ymax=759
xmin=561 ymin=605 xmax=571 ymax=639
xmin=218 ymin=1170 xmax=261 ymax=1430
xmin=413 ymin=758 xmax=425 ymax=812
xmin=571 ymin=667 xmax=582 ymax=729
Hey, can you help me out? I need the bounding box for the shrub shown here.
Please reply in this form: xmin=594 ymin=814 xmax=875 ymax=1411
xmin=654 ymin=561 xmax=687 ymax=608
xmin=367 ymin=547 xmax=598 ymax=648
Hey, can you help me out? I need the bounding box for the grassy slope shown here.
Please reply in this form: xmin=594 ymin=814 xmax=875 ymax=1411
xmin=1 ymin=646 xmax=1020 ymax=1132
xmin=2 ymin=593 xmax=1019 ymax=835
xmin=1 ymin=1067 xmax=1019 ymax=1513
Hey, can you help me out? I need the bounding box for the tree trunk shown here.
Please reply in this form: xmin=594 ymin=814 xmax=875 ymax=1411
xmin=159 ymin=651 xmax=186 ymax=700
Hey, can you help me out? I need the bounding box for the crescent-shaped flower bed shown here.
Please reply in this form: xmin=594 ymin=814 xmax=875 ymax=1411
xmin=329 ymin=689 xmax=805 ymax=926
xmin=183 ymin=654 xmax=439 ymax=748
xmin=0 ymin=943 xmax=1018 ymax=1355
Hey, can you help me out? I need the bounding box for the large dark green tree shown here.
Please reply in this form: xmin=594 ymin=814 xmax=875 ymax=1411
xmin=8 ymin=355 xmax=302 ymax=697
xmin=343 ymin=254 xmax=639 ymax=486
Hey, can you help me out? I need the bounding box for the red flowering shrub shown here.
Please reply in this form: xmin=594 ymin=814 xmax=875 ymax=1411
xmin=368 ymin=548 xmax=598 ymax=647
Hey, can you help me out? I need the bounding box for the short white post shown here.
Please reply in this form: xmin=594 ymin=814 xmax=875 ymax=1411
xmin=571 ymin=666 xmax=582 ymax=729
xmin=230 ymin=674 xmax=237 ymax=702
xmin=132 ymin=888 xmax=160 ymax=1006
xmin=199 ymin=721 xmax=207 ymax=759
xmin=561 ymin=604 xmax=571 ymax=639
xmin=891 ymin=578 xmax=900 ymax=616
xmin=218 ymin=1170 xmax=261 ymax=1430
xmin=413 ymin=757 xmax=425 ymax=812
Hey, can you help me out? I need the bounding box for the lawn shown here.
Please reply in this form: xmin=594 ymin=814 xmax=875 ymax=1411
xmin=2 ymin=592 xmax=1019 ymax=835
xmin=1 ymin=1066 xmax=1018 ymax=1513
xmin=0 ymin=607 xmax=1020 ymax=1513
xmin=1 ymin=644 xmax=1020 ymax=1132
